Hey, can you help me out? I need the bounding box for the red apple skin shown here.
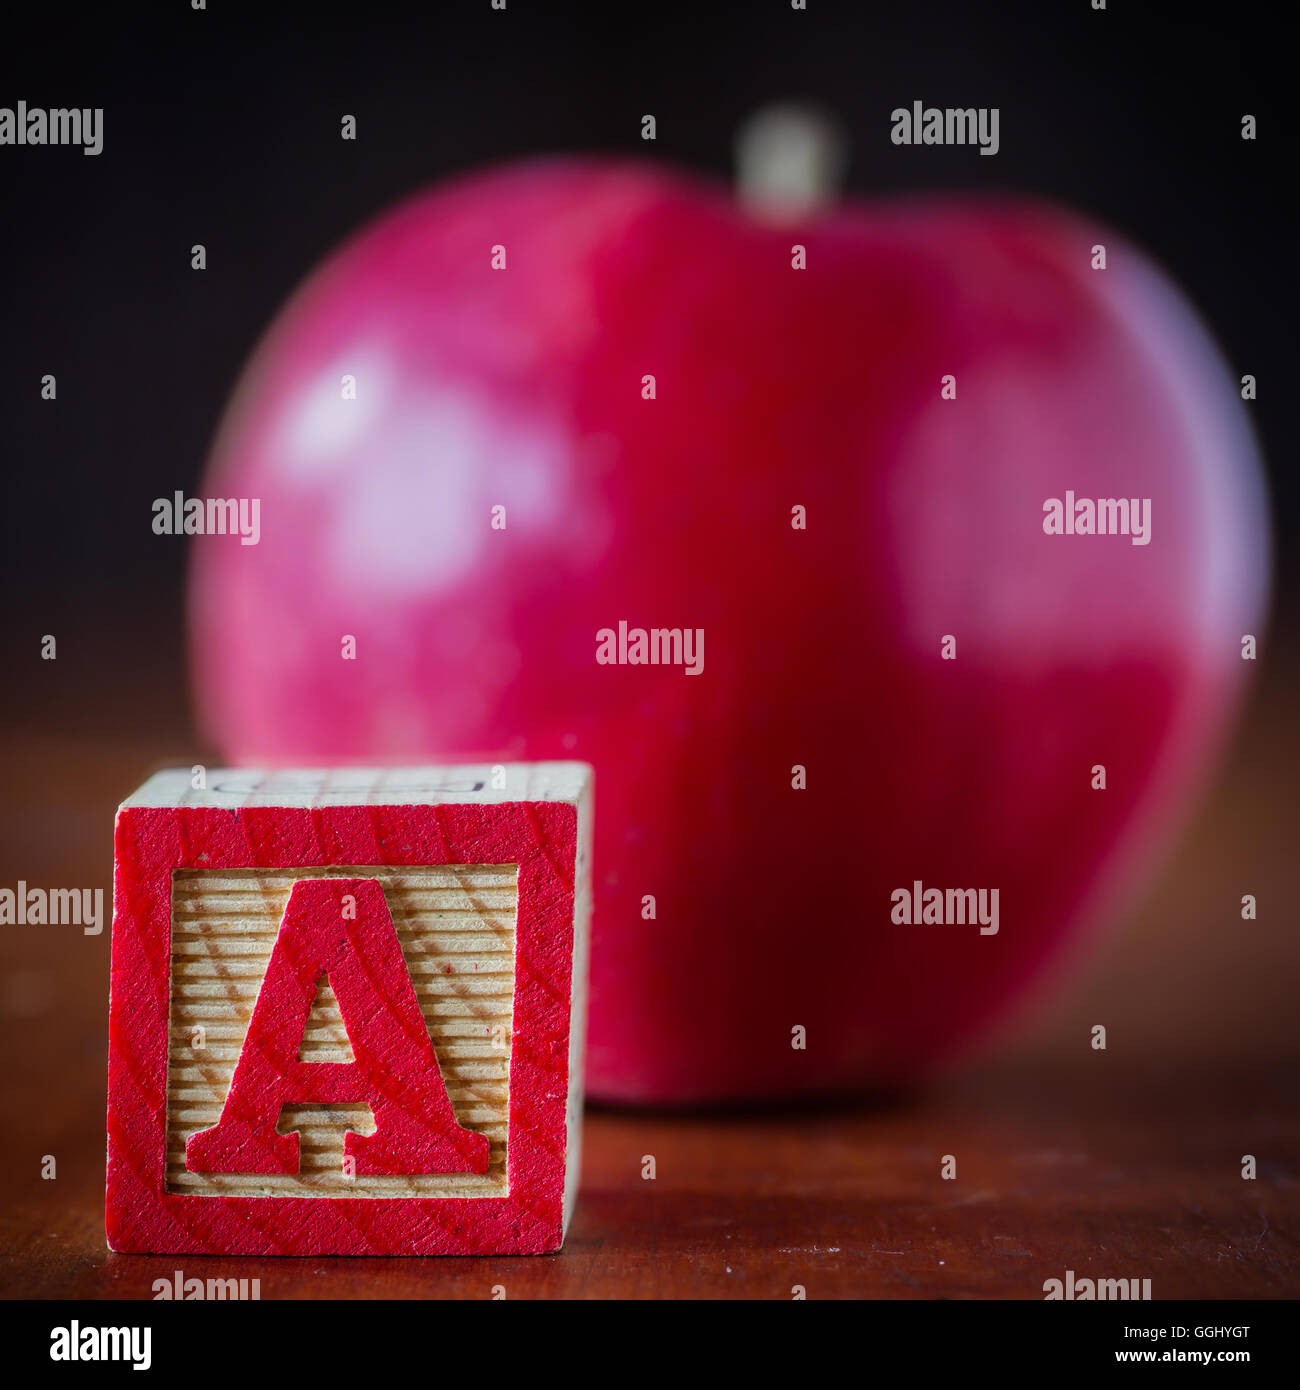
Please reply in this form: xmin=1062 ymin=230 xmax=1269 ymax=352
xmin=190 ymin=160 xmax=1269 ymax=1105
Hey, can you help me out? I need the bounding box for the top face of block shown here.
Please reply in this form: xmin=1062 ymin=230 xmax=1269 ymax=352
xmin=120 ymin=763 xmax=590 ymax=810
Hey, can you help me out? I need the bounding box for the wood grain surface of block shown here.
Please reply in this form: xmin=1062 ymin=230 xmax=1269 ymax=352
xmin=167 ymin=864 xmax=516 ymax=1199
xmin=105 ymin=764 xmax=592 ymax=1257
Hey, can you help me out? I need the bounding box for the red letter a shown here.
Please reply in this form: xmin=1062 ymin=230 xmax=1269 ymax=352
xmin=186 ymin=878 xmax=489 ymax=1176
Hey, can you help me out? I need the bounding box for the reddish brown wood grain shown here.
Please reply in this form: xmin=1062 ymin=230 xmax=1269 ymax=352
xmin=1 ymin=642 xmax=1298 ymax=1298
xmin=3 ymin=1057 xmax=1297 ymax=1299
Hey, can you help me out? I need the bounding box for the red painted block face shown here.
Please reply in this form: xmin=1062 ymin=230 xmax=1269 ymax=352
xmin=105 ymin=764 xmax=592 ymax=1257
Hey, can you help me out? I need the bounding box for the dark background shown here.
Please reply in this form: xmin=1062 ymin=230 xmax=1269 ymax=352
xmin=1 ymin=0 xmax=1292 ymax=640
xmin=1 ymin=0 xmax=1296 ymax=1301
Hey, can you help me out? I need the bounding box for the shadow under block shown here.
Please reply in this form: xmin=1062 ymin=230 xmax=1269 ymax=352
xmin=106 ymin=764 xmax=592 ymax=1256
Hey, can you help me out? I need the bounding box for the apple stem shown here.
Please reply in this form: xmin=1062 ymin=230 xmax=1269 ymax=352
xmin=735 ymin=105 xmax=848 ymax=221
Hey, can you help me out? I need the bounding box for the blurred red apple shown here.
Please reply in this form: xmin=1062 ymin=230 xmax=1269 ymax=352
xmin=190 ymin=127 xmax=1269 ymax=1104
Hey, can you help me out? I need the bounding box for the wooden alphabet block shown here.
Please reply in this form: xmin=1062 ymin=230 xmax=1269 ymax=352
xmin=106 ymin=764 xmax=592 ymax=1256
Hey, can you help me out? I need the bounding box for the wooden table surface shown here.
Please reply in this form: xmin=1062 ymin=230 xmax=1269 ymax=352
xmin=2 ymin=625 xmax=1297 ymax=1299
